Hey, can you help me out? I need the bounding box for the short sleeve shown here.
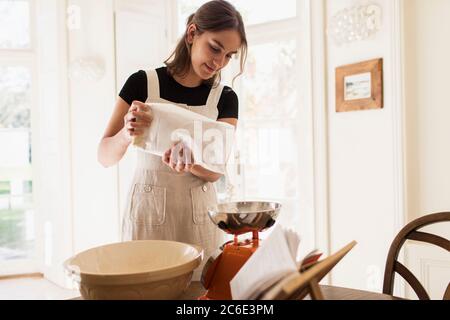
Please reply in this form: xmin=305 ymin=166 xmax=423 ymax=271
xmin=118 ymin=70 xmax=148 ymax=106
xmin=217 ymin=86 xmax=239 ymax=120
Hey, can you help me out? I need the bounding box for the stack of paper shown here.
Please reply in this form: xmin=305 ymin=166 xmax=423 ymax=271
xmin=229 ymin=225 xmax=301 ymax=300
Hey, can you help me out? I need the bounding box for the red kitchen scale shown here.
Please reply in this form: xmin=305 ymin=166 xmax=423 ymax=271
xmin=199 ymin=201 xmax=281 ymax=300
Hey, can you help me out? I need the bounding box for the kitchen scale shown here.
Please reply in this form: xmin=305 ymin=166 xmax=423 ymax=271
xmin=199 ymin=201 xmax=281 ymax=300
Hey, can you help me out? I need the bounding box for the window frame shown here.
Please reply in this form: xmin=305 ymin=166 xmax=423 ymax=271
xmin=222 ymin=4 xmax=315 ymax=244
xmin=170 ymin=0 xmax=316 ymax=247
xmin=0 ymin=0 xmax=40 ymax=276
xmin=222 ymin=15 xmax=302 ymax=196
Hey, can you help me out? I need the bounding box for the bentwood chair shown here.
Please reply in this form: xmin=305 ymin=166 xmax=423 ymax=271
xmin=383 ymin=212 xmax=450 ymax=300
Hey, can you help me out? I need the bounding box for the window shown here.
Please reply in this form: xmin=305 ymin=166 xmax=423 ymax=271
xmin=0 ymin=0 xmax=31 ymax=49
xmin=177 ymin=0 xmax=297 ymax=34
xmin=235 ymin=39 xmax=302 ymax=229
xmin=176 ymin=1 xmax=310 ymax=238
xmin=0 ymin=0 xmax=37 ymax=274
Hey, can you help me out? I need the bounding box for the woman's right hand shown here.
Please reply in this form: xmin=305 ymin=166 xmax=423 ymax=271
xmin=123 ymin=101 xmax=153 ymax=141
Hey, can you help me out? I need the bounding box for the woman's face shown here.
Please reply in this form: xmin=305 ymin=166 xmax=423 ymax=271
xmin=188 ymin=25 xmax=242 ymax=80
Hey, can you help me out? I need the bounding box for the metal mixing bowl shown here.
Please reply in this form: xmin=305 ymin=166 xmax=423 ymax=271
xmin=207 ymin=201 xmax=282 ymax=235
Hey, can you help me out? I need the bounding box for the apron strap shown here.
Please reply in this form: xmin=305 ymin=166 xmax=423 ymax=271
xmin=205 ymin=83 xmax=225 ymax=110
xmin=146 ymin=69 xmax=160 ymax=101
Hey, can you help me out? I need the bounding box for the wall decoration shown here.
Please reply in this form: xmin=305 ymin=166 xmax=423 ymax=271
xmin=68 ymin=57 xmax=105 ymax=81
xmin=327 ymin=3 xmax=382 ymax=46
xmin=336 ymin=58 xmax=383 ymax=112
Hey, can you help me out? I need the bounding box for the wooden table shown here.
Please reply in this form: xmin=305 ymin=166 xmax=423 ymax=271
xmin=72 ymin=282 xmax=403 ymax=300
xmin=179 ymin=282 xmax=403 ymax=300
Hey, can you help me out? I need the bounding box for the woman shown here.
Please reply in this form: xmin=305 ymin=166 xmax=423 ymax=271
xmin=97 ymin=0 xmax=247 ymax=279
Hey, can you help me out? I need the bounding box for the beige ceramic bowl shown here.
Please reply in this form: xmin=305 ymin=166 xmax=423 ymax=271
xmin=64 ymin=240 xmax=203 ymax=300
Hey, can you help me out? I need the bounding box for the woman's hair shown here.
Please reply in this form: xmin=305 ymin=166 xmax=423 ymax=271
xmin=164 ymin=0 xmax=247 ymax=87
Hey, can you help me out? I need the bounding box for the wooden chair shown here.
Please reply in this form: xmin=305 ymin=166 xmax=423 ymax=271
xmin=383 ymin=212 xmax=450 ymax=300
xmin=259 ymin=241 xmax=357 ymax=300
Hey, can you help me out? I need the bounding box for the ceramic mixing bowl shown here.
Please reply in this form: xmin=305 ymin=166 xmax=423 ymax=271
xmin=64 ymin=240 xmax=203 ymax=300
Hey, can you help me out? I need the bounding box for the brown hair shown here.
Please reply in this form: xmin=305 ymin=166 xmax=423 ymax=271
xmin=164 ymin=0 xmax=247 ymax=87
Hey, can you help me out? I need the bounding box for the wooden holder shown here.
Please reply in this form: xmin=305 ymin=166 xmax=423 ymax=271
xmin=259 ymin=241 xmax=357 ymax=300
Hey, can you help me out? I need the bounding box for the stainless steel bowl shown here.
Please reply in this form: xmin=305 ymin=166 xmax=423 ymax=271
xmin=207 ymin=201 xmax=281 ymax=235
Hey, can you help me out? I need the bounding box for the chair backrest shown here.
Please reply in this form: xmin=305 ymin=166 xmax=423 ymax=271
xmin=383 ymin=212 xmax=450 ymax=300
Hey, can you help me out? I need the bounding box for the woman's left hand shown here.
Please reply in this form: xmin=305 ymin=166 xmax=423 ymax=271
xmin=162 ymin=141 xmax=195 ymax=173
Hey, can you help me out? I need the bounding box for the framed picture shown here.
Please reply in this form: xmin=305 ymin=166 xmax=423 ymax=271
xmin=335 ymin=58 xmax=383 ymax=112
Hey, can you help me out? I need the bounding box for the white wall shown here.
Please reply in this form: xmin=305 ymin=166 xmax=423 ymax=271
xmin=35 ymin=0 xmax=73 ymax=286
xmin=114 ymin=0 xmax=171 ymax=228
xmin=404 ymin=0 xmax=450 ymax=220
xmin=66 ymin=0 xmax=119 ymax=256
xmin=324 ymin=0 xmax=404 ymax=291
xmin=403 ymin=0 xmax=450 ymax=299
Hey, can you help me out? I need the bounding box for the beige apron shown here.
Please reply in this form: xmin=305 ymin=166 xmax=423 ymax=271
xmin=121 ymin=69 xmax=225 ymax=280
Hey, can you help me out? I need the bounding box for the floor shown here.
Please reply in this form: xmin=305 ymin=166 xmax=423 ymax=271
xmin=0 ymin=276 xmax=79 ymax=300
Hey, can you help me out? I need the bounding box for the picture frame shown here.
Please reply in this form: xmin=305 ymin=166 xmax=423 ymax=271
xmin=335 ymin=58 xmax=383 ymax=112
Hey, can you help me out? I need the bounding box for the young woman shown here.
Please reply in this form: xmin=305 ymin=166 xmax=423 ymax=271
xmin=97 ymin=0 xmax=247 ymax=279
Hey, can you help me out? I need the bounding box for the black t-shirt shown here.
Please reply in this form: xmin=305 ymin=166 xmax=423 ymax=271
xmin=119 ymin=67 xmax=239 ymax=120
